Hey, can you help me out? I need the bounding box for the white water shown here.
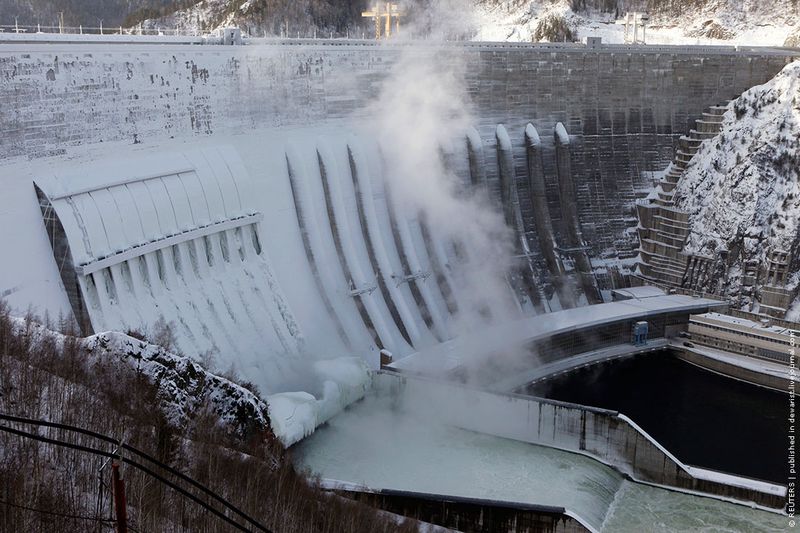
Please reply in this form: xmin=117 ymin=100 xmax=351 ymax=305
xmin=295 ymin=389 xmax=789 ymax=533
xmin=295 ymin=391 xmax=622 ymax=532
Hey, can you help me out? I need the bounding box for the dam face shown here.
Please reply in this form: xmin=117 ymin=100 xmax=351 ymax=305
xmin=0 ymin=40 xmax=796 ymax=392
xmin=3 ymin=42 xmax=793 ymax=281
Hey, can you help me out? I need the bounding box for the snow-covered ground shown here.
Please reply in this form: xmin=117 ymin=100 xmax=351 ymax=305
xmin=5 ymin=315 xmax=271 ymax=436
xmin=474 ymin=0 xmax=798 ymax=47
xmin=5 ymin=312 xmax=370 ymax=446
xmin=134 ymin=0 xmax=800 ymax=47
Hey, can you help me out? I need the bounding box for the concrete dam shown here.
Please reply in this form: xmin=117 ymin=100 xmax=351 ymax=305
xmin=2 ymin=41 xmax=795 ymax=366
xmin=1 ymin=36 xmax=797 ymax=530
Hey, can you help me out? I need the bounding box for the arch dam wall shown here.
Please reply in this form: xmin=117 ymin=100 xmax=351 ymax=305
xmin=1 ymin=41 xmax=794 ymax=289
xmin=0 ymin=40 xmax=797 ymax=393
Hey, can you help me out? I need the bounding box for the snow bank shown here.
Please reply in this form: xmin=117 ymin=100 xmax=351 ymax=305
xmin=86 ymin=331 xmax=271 ymax=436
xmin=9 ymin=315 xmax=373 ymax=446
xmin=474 ymin=0 xmax=797 ymax=46
xmin=6 ymin=316 xmax=271 ymax=437
xmin=268 ymin=357 xmax=372 ymax=447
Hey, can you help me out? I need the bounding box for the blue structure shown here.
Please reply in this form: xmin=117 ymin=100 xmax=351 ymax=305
xmin=632 ymin=321 xmax=649 ymax=345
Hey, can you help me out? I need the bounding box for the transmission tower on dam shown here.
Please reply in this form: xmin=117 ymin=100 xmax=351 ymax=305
xmin=362 ymin=3 xmax=405 ymax=40
xmin=618 ymin=12 xmax=649 ymax=44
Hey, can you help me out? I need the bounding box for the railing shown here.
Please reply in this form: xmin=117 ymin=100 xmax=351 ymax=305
xmin=727 ymin=307 xmax=800 ymax=331
xmin=376 ymin=371 xmax=788 ymax=510
xmin=0 ymin=24 xmax=798 ymax=56
xmin=0 ymin=23 xmax=202 ymax=36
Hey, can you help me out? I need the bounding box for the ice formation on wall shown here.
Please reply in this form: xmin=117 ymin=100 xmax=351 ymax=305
xmin=267 ymin=357 xmax=372 ymax=446
xmin=35 ymin=146 xmax=306 ymax=393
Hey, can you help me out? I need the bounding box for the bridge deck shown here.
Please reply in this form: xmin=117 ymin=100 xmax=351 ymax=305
xmin=388 ymin=294 xmax=726 ymax=375
xmin=489 ymin=338 xmax=670 ymax=393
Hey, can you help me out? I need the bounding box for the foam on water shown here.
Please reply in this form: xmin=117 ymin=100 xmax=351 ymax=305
xmin=602 ymin=481 xmax=788 ymax=532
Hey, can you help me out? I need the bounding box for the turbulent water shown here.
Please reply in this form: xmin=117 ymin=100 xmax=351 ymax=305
xmin=294 ymin=388 xmax=789 ymax=532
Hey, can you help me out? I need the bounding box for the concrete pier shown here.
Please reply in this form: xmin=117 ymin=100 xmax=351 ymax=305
xmin=525 ymin=123 xmax=573 ymax=308
xmin=496 ymin=124 xmax=545 ymax=311
xmin=554 ymin=123 xmax=602 ymax=304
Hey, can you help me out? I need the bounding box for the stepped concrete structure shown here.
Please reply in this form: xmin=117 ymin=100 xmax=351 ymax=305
xmin=635 ymin=96 xmax=800 ymax=320
xmin=635 ymin=103 xmax=726 ymax=288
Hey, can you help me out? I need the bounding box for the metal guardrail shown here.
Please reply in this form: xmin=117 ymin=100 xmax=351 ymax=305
xmin=0 ymin=24 xmax=202 ymax=36
xmin=727 ymin=307 xmax=800 ymax=331
xmin=0 ymin=25 xmax=798 ymax=56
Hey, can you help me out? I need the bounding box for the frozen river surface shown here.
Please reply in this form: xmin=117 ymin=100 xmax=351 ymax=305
xmin=294 ymin=392 xmax=789 ymax=532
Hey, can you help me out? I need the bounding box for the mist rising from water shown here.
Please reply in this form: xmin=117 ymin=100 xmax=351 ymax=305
xmin=364 ymin=1 xmax=518 ymax=342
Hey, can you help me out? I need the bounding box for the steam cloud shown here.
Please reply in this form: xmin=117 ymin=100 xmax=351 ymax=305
xmin=364 ymin=0 xmax=518 ymax=342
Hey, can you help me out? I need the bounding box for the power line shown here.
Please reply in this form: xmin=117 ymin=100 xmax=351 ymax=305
xmin=0 ymin=422 xmax=256 ymax=532
xmin=0 ymin=496 xmax=113 ymax=524
xmin=0 ymin=420 xmax=271 ymax=533
xmin=0 ymin=413 xmax=270 ymax=532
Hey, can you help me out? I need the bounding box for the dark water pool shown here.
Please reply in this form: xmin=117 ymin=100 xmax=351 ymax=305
xmin=526 ymin=352 xmax=788 ymax=484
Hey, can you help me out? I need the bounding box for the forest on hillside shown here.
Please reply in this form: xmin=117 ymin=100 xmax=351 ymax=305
xmin=8 ymin=0 xmax=788 ymax=32
xmin=0 ymin=301 xmax=418 ymax=532
xmin=0 ymin=0 xmax=178 ymax=27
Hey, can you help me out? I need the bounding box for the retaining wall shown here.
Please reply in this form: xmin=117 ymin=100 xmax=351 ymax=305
xmin=676 ymin=347 xmax=791 ymax=392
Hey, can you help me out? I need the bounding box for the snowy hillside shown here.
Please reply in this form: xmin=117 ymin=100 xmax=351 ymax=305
xmin=673 ymin=60 xmax=800 ymax=308
xmin=7 ymin=315 xmax=272 ymax=437
xmin=138 ymin=0 xmax=243 ymax=35
xmin=5 ymin=313 xmax=371 ymax=446
xmin=137 ymin=0 xmax=364 ymax=38
xmin=137 ymin=0 xmax=800 ymax=46
xmin=86 ymin=330 xmax=272 ymax=436
xmin=475 ymin=0 xmax=799 ymax=46
xmin=0 ymin=307 xmax=415 ymax=532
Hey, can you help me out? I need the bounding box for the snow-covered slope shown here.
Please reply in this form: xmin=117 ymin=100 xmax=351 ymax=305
xmin=139 ymin=0 xmax=238 ymax=35
xmin=673 ymin=60 xmax=800 ymax=308
xmin=6 ymin=315 xmax=370 ymax=446
xmin=90 ymin=329 xmax=372 ymax=447
xmin=85 ymin=331 xmax=272 ymax=436
xmin=475 ymin=0 xmax=798 ymax=46
xmin=7 ymin=315 xmax=271 ymax=437
xmin=138 ymin=0 xmax=360 ymax=38
xmin=140 ymin=0 xmax=799 ymax=45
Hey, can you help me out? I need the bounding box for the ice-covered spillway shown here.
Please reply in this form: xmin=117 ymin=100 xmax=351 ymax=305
xmin=34 ymin=145 xmax=306 ymax=392
xmin=281 ymin=130 xmax=465 ymax=358
xmin=23 ymin=119 xmax=612 ymax=397
xmin=27 ymin=124 xmax=525 ymax=394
